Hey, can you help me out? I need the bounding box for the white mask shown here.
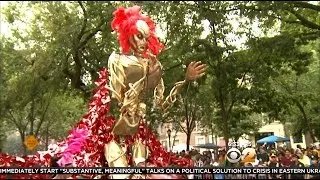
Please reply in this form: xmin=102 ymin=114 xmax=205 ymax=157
xmin=129 ymin=20 xmax=150 ymax=54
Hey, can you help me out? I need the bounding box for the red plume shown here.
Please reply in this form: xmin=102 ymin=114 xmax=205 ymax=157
xmin=111 ymin=7 xmax=126 ymax=31
xmin=111 ymin=5 xmax=164 ymax=57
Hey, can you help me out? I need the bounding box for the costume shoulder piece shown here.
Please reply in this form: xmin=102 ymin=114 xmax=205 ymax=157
xmin=109 ymin=52 xmax=141 ymax=67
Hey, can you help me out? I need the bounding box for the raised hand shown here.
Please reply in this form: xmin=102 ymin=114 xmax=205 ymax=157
xmin=185 ymin=61 xmax=207 ymax=81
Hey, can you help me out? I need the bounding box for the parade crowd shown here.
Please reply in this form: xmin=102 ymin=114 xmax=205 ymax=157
xmin=181 ymin=144 xmax=320 ymax=179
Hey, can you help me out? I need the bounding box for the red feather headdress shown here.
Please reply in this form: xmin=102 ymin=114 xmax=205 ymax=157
xmin=111 ymin=6 xmax=164 ymax=57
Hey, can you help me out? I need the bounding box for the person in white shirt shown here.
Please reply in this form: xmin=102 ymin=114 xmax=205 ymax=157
xmin=194 ymin=154 xmax=203 ymax=179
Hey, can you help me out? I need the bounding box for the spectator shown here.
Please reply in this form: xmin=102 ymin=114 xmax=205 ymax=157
xmin=296 ymin=145 xmax=302 ymax=154
xmin=51 ymin=157 xmax=73 ymax=179
xmin=299 ymin=150 xmax=311 ymax=167
xmin=281 ymin=150 xmax=292 ymax=179
xmin=256 ymin=160 xmax=267 ymax=179
xmin=289 ymin=153 xmax=305 ymax=179
xmin=213 ymin=154 xmax=225 ymax=179
xmin=202 ymin=159 xmax=213 ymax=179
xmin=311 ymin=149 xmax=319 ymax=159
xmin=180 ymin=150 xmax=186 ymax=157
xmin=268 ymin=153 xmax=283 ymax=179
xmin=226 ymin=162 xmax=243 ymax=179
xmin=281 ymin=150 xmax=292 ymax=167
xmin=309 ymin=156 xmax=320 ymax=179
xmin=194 ymin=153 xmax=203 ymax=179
xmin=257 ymin=148 xmax=269 ymax=163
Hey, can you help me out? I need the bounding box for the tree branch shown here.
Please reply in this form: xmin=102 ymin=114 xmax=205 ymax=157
xmin=35 ymin=100 xmax=51 ymax=137
xmin=237 ymin=2 xmax=320 ymax=30
xmin=77 ymin=1 xmax=88 ymax=42
xmin=179 ymin=120 xmax=187 ymax=134
xmin=81 ymin=50 xmax=99 ymax=81
xmin=287 ymin=9 xmax=320 ymax=30
xmin=183 ymin=95 xmax=189 ymax=130
xmin=62 ymin=52 xmax=72 ymax=79
xmin=164 ymin=22 xmax=169 ymax=46
xmin=269 ymin=14 xmax=301 ymax=25
xmin=189 ymin=103 xmax=198 ymax=133
xmin=288 ymin=1 xmax=320 ymax=11
xmin=7 ymin=110 xmax=22 ymax=132
xmin=78 ymin=20 xmax=105 ymax=49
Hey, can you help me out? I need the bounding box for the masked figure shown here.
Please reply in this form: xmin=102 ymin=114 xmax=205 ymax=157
xmin=101 ymin=6 xmax=206 ymax=179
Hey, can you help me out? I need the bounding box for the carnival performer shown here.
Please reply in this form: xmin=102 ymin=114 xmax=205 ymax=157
xmin=0 ymin=5 xmax=206 ymax=179
xmin=100 ymin=5 xmax=206 ymax=179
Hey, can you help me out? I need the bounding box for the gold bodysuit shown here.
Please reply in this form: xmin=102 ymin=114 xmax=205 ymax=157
xmin=107 ymin=52 xmax=186 ymax=136
xmin=104 ymin=52 xmax=186 ymax=179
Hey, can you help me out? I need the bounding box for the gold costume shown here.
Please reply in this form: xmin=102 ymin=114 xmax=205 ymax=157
xmin=107 ymin=52 xmax=186 ymax=135
xmin=104 ymin=52 xmax=186 ymax=178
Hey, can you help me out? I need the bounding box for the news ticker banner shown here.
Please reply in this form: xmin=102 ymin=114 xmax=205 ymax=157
xmin=1 ymin=167 xmax=320 ymax=174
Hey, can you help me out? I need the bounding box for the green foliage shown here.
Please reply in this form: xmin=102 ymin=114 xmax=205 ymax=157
xmin=268 ymin=39 xmax=320 ymax=141
xmin=229 ymin=110 xmax=263 ymax=140
xmin=38 ymin=92 xmax=86 ymax=141
xmin=1 ymin=2 xmax=120 ymax=98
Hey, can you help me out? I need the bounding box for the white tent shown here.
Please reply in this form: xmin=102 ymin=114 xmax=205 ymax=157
xmin=171 ymin=144 xmax=193 ymax=153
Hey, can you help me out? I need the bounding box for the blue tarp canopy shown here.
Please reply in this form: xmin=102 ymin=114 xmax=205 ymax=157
xmin=257 ymin=135 xmax=290 ymax=144
xmin=194 ymin=143 xmax=221 ymax=149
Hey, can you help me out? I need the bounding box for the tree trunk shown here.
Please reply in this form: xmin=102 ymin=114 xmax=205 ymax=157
xmin=29 ymin=77 xmax=36 ymax=136
xmin=45 ymin=125 xmax=49 ymax=151
xmin=224 ymin=135 xmax=229 ymax=151
xmin=211 ymin=128 xmax=215 ymax=144
xmin=295 ymin=101 xmax=315 ymax=144
xmin=171 ymin=129 xmax=178 ymax=150
xmin=216 ymin=136 xmax=218 ymax=146
xmin=305 ymin=131 xmax=316 ymax=145
xmin=222 ymin=115 xmax=230 ymax=150
xmin=310 ymin=133 xmax=317 ymax=143
xmin=218 ymin=84 xmax=230 ymax=150
xmin=186 ymin=131 xmax=191 ymax=151
xmin=20 ymin=132 xmax=26 ymax=156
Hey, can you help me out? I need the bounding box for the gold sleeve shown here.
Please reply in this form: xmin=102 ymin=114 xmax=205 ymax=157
xmin=153 ymin=78 xmax=186 ymax=111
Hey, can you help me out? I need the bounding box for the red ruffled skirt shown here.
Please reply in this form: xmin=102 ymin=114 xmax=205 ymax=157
xmin=0 ymin=69 xmax=192 ymax=179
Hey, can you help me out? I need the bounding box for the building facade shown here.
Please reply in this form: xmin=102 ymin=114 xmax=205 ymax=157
xmin=157 ymin=122 xmax=222 ymax=152
xmin=157 ymin=121 xmax=311 ymax=152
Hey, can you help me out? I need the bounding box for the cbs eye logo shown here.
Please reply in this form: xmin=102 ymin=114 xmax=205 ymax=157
xmin=226 ymin=148 xmax=241 ymax=163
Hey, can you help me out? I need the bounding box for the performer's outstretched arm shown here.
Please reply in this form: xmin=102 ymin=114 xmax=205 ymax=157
xmin=154 ymin=61 xmax=207 ymax=111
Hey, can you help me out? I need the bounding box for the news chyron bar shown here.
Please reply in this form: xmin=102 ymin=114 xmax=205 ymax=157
xmin=0 ymin=167 xmax=320 ymax=174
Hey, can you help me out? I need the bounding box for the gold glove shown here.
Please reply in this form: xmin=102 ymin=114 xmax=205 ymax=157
xmin=132 ymin=140 xmax=149 ymax=166
xmin=104 ymin=140 xmax=130 ymax=179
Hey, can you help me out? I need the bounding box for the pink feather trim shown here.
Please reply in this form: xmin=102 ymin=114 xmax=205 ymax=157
xmin=57 ymin=128 xmax=88 ymax=167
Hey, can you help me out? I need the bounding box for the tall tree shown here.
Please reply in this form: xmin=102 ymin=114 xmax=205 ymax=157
xmin=2 ymin=2 xmax=123 ymax=99
xmin=269 ymin=39 xmax=320 ymax=142
xmin=37 ymin=92 xmax=86 ymax=150
xmin=190 ymin=1 xmax=317 ymax=148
